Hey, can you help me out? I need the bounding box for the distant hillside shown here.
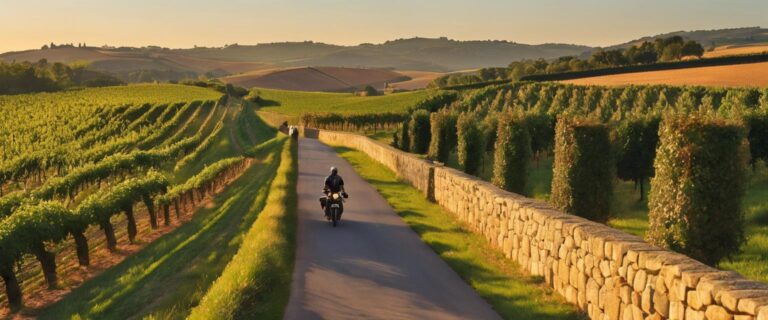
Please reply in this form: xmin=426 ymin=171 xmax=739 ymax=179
xmin=608 ymin=27 xmax=768 ymax=50
xmin=221 ymin=67 xmax=410 ymax=92
xmin=3 ymin=29 xmax=766 ymax=87
xmin=180 ymin=38 xmax=592 ymax=72
xmin=1 ymin=38 xmax=592 ymax=74
xmin=0 ymin=47 xmax=266 ymax=82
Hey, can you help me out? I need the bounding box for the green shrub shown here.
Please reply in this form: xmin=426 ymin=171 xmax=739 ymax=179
xmin=398 ymin=117 xmax=410 ymax=151
xmin=551 ymin=117 xmax=614 ymax=222
xmin=647 ymin=115 xmax=748 ymax=266
xmin=482 ymin=114 xmax=499 ymax=153
xmin=615 ymin=115 xmax=660 ymax=199
xmin=408 ymin=110 xmax=431 ymax=154
xmin=428 ymin=110 xmax=458 ymax=162
xmin=456 ymin=112 xmax=484 ymax=175
xmin=745 ymin=112 xmax=768 ymax=166
xmin=491 ymin=112 xmax=531 ymax=193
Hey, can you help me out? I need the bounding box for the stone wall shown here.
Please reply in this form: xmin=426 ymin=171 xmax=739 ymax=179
xmin=316 ymin=129 xmax=768 ymax=320
xmin=317 ymin=130 xmax=434 ymax=197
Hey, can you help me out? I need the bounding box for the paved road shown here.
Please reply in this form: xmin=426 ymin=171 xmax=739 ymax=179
xmin=284 ymin=138 xmax=501 ymax=320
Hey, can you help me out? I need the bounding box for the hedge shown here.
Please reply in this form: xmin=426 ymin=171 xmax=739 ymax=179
xmin=456 ymin=112 xmax=484 ymax=175
xmin=491 ymin=112 xmax=531 ymax=194
xmin=396 ymin=117 xmax=410 ymax=151
xmin=551 ymin=118 xmax=614 ymax=222
xmin=408 ymin=110 xmax=431 ymax=154
xmin=647 ymin=115 xmax=748 ymax=266
xmin=427 ymin=110 xmax=458 ymax=162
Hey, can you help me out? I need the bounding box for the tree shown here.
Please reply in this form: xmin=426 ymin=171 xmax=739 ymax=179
xmin=551 ymin=117 xmax=614 ymax=222
xmin=660 ymin=43 xmax=683 ymax=61
xmin=681 ymin=40 xmax=704 ymax=58
xmin=615 ymin=116 xmax=660 ymax=200
xmin=627 ymin=42 xmax=658 ymax=64
xmin=647 ymin=115 xmax=748 ymax=266
xmin=590 ymin=49 xmax=629 ymax=67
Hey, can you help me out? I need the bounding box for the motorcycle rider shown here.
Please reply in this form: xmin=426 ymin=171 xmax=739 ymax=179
xmin=322 ymin=166 xmax=348 ymax=219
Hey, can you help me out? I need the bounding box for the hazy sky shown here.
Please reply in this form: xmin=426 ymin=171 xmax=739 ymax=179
xmin=1 ymin=0 xmax=766 ymax=53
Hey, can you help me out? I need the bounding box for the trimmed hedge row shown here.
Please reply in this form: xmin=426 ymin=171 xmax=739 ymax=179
xmin=491 ymin=112 xmax=531 ymax=194
xmin=456 ymin=112 xmax=484 ymax=175
xmin=551 ymin=118 xmax=614 ymax=223
xmin=647 ymin=115 xmax=749 ymax=266
xmin=427 ymin=110 xmax=458 ymax=163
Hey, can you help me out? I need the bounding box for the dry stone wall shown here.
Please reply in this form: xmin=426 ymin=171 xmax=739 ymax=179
xmin=315 ymin=129 xmax=768 ymax=320
xmin=317 ymin=130 xmax=434 ymax=197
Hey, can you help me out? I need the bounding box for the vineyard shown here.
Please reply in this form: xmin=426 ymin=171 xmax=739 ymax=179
xmin=0 ymin=84 xmax=292 ymax=318
xmin=386 ymin=82 xmax=768 ymax=281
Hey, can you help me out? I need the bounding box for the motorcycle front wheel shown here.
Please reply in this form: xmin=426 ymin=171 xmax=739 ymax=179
xmin=331 ymin=208 xmax=339 ymax=227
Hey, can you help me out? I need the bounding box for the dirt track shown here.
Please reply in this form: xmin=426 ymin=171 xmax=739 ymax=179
xmin=284 ymin=138 xmax=500 ymax=320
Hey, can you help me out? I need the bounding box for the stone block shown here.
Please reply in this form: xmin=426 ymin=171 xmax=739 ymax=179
xmin=605 ymin=293 xmax=622 ymax=320
xmin=642 ymin=287 xmax=654 ymax=313
xmin=620 ymin=285 xmax=632 ymax=304
xmin=738 ymin=296 xmax=768 ymax=315
xmin=653 ymin=290 xmax=670 ymax=318
xmin=634 ymin=270 xmax=648 ymax=293
xmin=704 ymin=305 xmax=733 ymax=320
xmin=688 ymin=290 xmax=704 ymax=310
xmin=685 ymin=307 xmax=705 ymax=320
xmin=758 ymin=306 xmax=768 ymax=320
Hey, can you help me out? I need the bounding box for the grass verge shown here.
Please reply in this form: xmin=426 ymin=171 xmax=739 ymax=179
xmin=333 ymin=146 xmax=583 ymax=320
xmin=188 ymin=139 xmax=297 ymax=320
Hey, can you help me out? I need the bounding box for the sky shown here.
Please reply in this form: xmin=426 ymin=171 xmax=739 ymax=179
xmin=1 ymin=0 xmax=767 ymax=53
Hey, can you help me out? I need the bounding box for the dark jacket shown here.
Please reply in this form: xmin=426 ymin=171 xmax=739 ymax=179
xmin=324 ymin=174 xmax=344 ymax=193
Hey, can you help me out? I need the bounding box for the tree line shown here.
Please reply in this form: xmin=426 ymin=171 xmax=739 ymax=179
xmin=0 ymin=60 xmax=124 ymax=95
xmin=429 ymin=36 xmax=706 ymax=88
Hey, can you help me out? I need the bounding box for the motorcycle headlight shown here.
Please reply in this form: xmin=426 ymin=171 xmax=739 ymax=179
xmin=332 ymin=193 xmax=340 ymax=200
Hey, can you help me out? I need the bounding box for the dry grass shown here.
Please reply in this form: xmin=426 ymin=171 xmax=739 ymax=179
xmin=388 ymin=70 xmax=444 ymax=90
xmin=562 ymin=61 xmax=768 ymax=87
xmin=703 ymin=44 xmax=768 ymax=58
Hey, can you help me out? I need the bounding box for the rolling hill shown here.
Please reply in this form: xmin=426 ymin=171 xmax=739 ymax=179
xmin=3 ymin=29 xmax=767 ymax=89
xmin=220 ymin=67 xmax=410 ymax=92
xmin=607 ymin=27 xmax=768 ymax=50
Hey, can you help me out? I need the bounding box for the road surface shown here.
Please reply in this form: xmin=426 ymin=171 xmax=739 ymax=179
xmin=284 ymin=138 xmax=501 ymax=320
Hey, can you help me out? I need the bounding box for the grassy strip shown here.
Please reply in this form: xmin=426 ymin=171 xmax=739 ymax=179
xmin=333 ymin=146 xmax=582 ymax=320
xmin=188 ymin=139 xmax=297 ymax=320
xmin=256 ymin=88 xmax=430 ymax=115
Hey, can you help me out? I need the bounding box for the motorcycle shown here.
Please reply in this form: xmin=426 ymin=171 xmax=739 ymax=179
xmin=322 ymin=191 xmax=347 ymax=227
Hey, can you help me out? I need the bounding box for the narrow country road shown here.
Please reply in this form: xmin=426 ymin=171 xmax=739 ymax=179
xmin=284 ymin=138 xmax=501 ymax=320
